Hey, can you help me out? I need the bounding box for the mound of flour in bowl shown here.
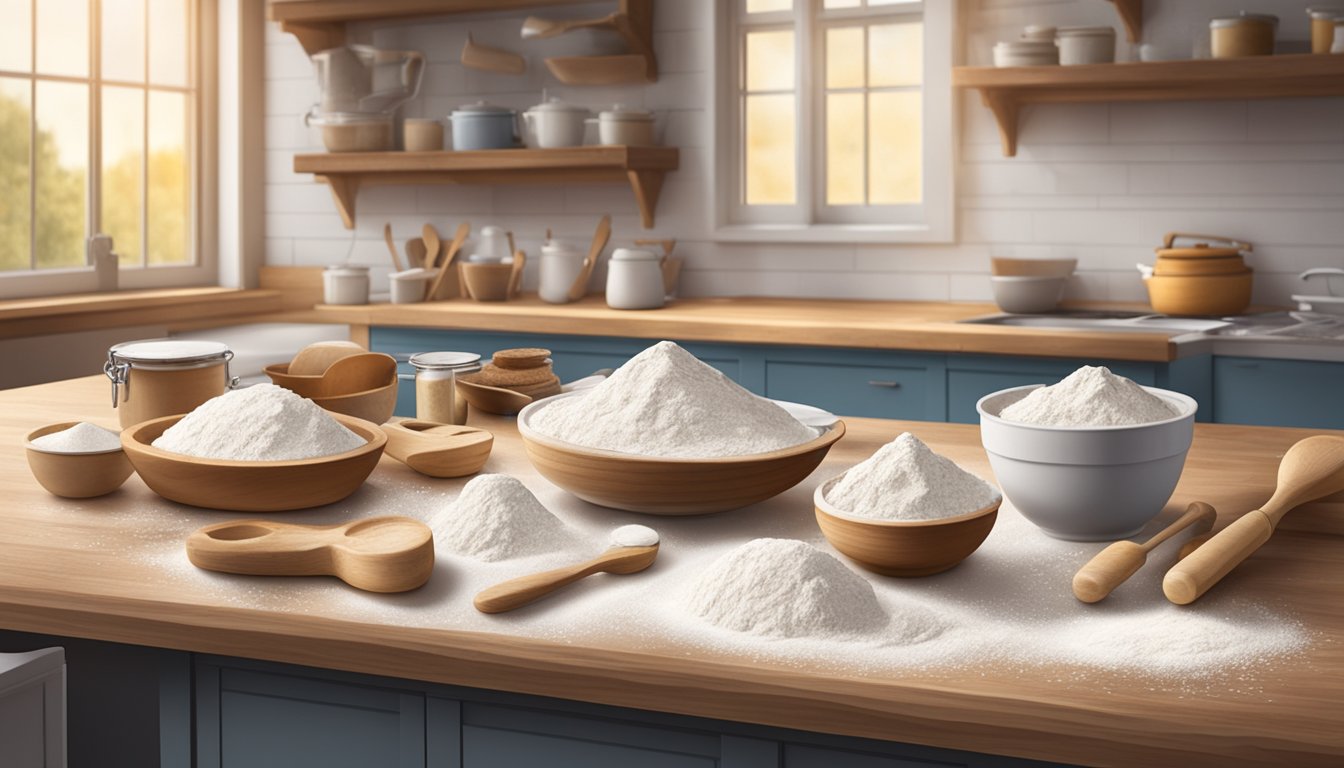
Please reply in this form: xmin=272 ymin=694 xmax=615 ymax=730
xmin=152 ymin=383 xmax=363 ymax=460
xmin=431 ymin=474 xmax=579 ymax=562
xmin=1000 ymin=366 xmax=1179 ymax=427
xmin=826 ymin=433 xmax=1000 ymax=521
xmin=528 ymin=341 xmax=817 ymax=458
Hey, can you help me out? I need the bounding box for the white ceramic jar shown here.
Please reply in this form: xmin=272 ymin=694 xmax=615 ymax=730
xmin=591 ymin=105 xmax=656 ymax=146
xmin=522 ymin=98 xmax=589 ymax=148
xmin=606 ymin=248 xmax=664 ymax=310
xmin=538 ymin=241 xmax=588 ymax=304
xmin=389 ymin=268 xmax=433 ymax=303
xmin=992 ymin=40 xmax=1059 ymax=67
xmin=1057 ymin=26 xmax=1116 ymax=65
xmin=323 ymin=265 xmax=370 ymax=305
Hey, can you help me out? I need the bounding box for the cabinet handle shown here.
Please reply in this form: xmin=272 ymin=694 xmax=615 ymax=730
xmin=868 ymin=380 xmax=902 ymax=389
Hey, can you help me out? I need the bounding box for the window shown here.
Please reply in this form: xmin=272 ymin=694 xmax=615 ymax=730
xmin=0 ymin=0 xmax=212 ymax=298
xmin=715 ymin=0 xmax=953 ymax=242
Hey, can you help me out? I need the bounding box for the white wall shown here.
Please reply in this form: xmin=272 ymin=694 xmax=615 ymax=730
xmin=263 ymin=0 xmax=1344 ymax=306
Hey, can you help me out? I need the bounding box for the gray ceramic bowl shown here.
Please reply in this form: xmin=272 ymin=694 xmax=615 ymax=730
xmin=977 ymin=384 xmax=1197 ymax=541
xmin=990 ymin=275 xmax=1066 ymax=314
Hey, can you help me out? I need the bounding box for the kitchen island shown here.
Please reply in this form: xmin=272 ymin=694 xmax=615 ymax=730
xmin=1 ymin=376 xmax=1341 ymax=767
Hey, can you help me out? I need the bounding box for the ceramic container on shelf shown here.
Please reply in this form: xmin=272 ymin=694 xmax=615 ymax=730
xmin=305 ymin=111 xmax=394 ymax=152
xmin=538 ymin=240 xmax=588 ymax=303
xmin=448 ymin=101 xmax=518 ymax=150
xmin=389 ymin=268 xmax=433 ymax=303
xmin=606 ymin=247 xmax=665 ymax=310
xmin=521 ymin=97 xmax=589 ymax=148
xmin=1057 ymin=26 xmax=1116 ymax=65
xmin=590 ymin=105 xmax=656 ymax=146
xmin=310 ymin=45 xmax=424 ymax=115
xmin=992 ymin=40 xmax=1059 ymax=67
xmin=466 ymin=226 xmax=511 ymax=263
xmin=1210 ymin=12 xmax=1278 ymax=58
xmin=1307 ymin=7 xmax=1344 ymax=53
xmin=1021 ymin=25 xmax=1057 ymax=42
xmin=402 ymin=118 xmax=444 ymax=151
xmin=104 ymin=339 xmax=238 ymax=429
xmin=1334 ymin=19 xmax=1344 ymax=52
xmin=323 ymin=264 xmax=370 ymax=305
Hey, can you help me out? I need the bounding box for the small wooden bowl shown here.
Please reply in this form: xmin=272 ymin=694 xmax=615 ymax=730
xmin=460 ymin=255 xmax=525 ymax=302
xmin=120 ymin=413 xmax=386 ymax=512
xmin=311 ymin=379 xmax=398 ymax=425
xmin=25 ymin=422 xmax=135 ymax=498
xmin=518 ymin=393 xmax=846 ymax=515
xmin=814 ymin=476 xmax=1000 ymax=577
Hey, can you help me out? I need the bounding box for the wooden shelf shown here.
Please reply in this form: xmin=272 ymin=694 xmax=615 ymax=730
xmin=293 ymin=146 xmax=679 ymax=228
xmin=954 ymin=54 xmax=1344 ymax=156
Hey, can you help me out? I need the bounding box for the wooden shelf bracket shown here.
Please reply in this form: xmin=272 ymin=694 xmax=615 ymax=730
xmin=1106 ymin=0 xmax=1143 ymax=44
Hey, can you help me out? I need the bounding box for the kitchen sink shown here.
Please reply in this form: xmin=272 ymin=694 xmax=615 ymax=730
xmin=960 ymin=310 xmax=1344 ymax=341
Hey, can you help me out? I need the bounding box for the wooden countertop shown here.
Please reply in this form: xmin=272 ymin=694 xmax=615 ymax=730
xmin=0 ymin=287 xmax=285 ymax=340
xmin=315 ymin=296 xmax=1185 ymax=362
xmin=2 ymin=377 xmax=1342 ymax=767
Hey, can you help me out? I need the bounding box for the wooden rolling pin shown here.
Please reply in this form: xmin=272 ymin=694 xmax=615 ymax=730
xmin=1072 ymin=502 xmax=1216 ymax=603
xmin=1164 ymin=435 xmax=1344 ymax=605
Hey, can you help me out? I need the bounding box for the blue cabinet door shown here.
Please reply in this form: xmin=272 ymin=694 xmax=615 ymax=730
xmin=1213 ymin=356 xmax=1344 ymax=428
xmin=763 ymin=348 xmax=944 ymax=420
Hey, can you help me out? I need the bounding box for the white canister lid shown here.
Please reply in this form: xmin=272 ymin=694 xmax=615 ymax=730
xmin=109 ymin=339 xmax=231 ymax=365
xmin=1308 ymin=7 xmax=1344 ymax=19
xmin=1021 ymin=25 xmax=1057 ymax=39
xmin=599 ymin=104 xmax=653 ymax=122
xmin=409 ymin=351 xmax=482 ymax=371
xmin=325 ymin=264 xmax=369 ymax=275
xmin=610 ymin=247 xmax=659 ymax=262
xmin=994 ymin=40 xmax=1059 ymax=53
xmin=1057 ymin=26 xmax=1116 ymax=37
xmin=527 ymin=97 xmax=588 ymax=114
xmin=541 ymin=241 xmax=579 ymax=255
xmin=1210 ymin=12 xmax=1279 ymax=29
xmin=452 ymin=100 xmax=514 ymax=116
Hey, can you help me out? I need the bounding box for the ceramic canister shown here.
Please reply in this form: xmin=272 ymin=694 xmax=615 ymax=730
xmin=606 ymin=247 xmax=665 ymax=310
xmin=522 ymin=97 xmax=589 ymax=148
xmin=105 ymin=339 xmax=237 ymax=428
xmin=538 ymin=241 xmax=588 ymax=303
xmin=449 ymin=101 xmax=517 ymax=150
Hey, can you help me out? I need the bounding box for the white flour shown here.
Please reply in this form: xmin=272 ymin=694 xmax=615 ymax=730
xmin=529 ymin=341 xmax=817 ymax=458
xmin=826 ymin=432 xmax=1000 ymax=521
xmin=431 ymin=474 xmax=578 ymax=561
xmin=610 ymin=524 xmax=659 ymax=548
xmin=152 ymin=383 xmax=363 ymax=461
xmin=30 ymin=422 xmax=122 ymax=453
xmin=684 ymin=538 xmax=939 ymax=643
xmin=999 ymin=366 xmax=1179 ymax=427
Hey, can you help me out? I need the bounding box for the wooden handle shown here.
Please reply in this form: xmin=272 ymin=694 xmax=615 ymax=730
xmin=474 ymin=560 xmax=600 ymax=614
xmin=1072 ymin=541 xmax=1146 ymax=604
xmin=186 ymin=521 xmax=336 ymax=576
xmin=1161 ymin=231 xmax=1252 ymax=252
xmin=1163 ymin=510 xmax=1275 ymax=605
xmin=508 ymin=250 xmax=527 ymax=299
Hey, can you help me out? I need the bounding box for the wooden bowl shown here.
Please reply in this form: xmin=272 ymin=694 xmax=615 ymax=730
xmin=383 ymin=421 xmax=493 ymax=478
xmin=814 ymin=476 xmax=1000 ymax=577
xmin=460 ymin=256 xmax=524 ymax=302
xmin=25 ymin=422 xmax=135 ymax=498
xmin=1145 ymin=271 xmax=1253 ymax=316
xmin=265 ymin=354 xmax=398 ymax=422
xmin=120 ymin=414 xmax=387 ymax=512
xmin=311 ymin=379 xmax=398 ymax=425
xmin=990 ymin=257 xmax=1076 ymax=278
xmin=517 ymin=394 xmax=846 ymax=515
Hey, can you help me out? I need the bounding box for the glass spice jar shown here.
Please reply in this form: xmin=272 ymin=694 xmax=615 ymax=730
xmin=408 ymin=351 xmax=480 ymax=425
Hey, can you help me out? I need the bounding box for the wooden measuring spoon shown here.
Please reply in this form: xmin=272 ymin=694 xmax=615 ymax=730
xmin=1072 ymin=502 xmax=1216 ymax=603
xmin=383 ymin=421 xmax=493 ymax=478
xmin=568 ymin=214 xmax=610 ymax=301
xmin=456 ymin=377 xmax=533 ymax=416
xmin=1164 ymin=435 xmax=1344 ymax=605
xmin=383 ymin=223 xmax=403 ymax=272
xmin=186 ymin=516 xmax=434 ymax=593
xmin=474 ymin=525 xmax=660 ymax=614
xmin=425 ymin=222 xmax=470 ymax=301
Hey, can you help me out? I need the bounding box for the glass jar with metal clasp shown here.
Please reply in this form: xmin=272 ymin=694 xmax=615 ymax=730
xmin=104 ymin=339 xmax=239 ymax=428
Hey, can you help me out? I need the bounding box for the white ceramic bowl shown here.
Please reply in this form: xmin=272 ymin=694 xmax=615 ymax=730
xmin=990 ymin=275 xmax=1066 ymax=313
xmin=977 ymin=385 xmax=1197 ymax=541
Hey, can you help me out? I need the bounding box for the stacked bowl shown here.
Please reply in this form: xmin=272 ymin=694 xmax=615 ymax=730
xmin=1139 ymin=232 xmax=1253 ymax=316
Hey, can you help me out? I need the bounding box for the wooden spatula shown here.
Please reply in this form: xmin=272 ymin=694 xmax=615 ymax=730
xmin=1072 ymin=502 xmax=1216 ymax=603
xmin=474 ymin=526 xmax=660 ymax=614
xmin=568 ymin=214 xmax=610 ymax=301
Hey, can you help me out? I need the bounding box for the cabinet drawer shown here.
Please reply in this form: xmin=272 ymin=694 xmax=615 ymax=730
xmin=765 ymin=361 xmax=933 ymax=420
xmin=785 ymin=743 xmax=965 ymax=767
xmin=1213 ymin=357 xmax=1344 ymax=428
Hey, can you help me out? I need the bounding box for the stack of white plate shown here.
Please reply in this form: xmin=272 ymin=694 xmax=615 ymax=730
xmin=993 ymin=25 xmax=1060 ymax=67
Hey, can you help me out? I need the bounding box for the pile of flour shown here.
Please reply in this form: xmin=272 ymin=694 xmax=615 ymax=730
xmin=826 ymin=433 xmax=1000 ymax=521
xmin=1000 ymin=366 xmax=1179 ymax=427
xmin=684 ymin=538 xmax=938 ymax=643
xmin=31 ymin=422 xmax=122 ymax=453
xmin=152 ymin=383 xmax=364 ymax=460
xmin=431 ymin=474 xmax=578 ymax=561
xmin=528 ymin=341 xmax=817 ymax=458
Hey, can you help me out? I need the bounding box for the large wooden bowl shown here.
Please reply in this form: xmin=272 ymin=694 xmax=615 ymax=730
xmin=517 ymin=394 xmax=845 ymax=515
xmin=121 ymin=414 xmax=387 ymax=512
xmin=814 ymin=476 xmax=999 ymax=577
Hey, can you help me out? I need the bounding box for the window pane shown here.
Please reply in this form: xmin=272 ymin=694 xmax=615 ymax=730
xmin=869 ymin=22 xmax=922 ymax=88
xmin=149 ymin=0 xmax=189 ymax=86
xmin=36 ymin=0 xmax=88 ymax=77
xmin=745 ymin=0 xmax=791 ymax=12
xmin=0 ymin=0 xmax=32 ymax=72
xmin=826 ymin=27 xmax=864 ymax=89
xmin=148 ymin=90 xmax=189 ymax=264
xmin=0 ymin=78 xmax=31 ymax=271
xmin=745 ymin=30 xmax=793 ymax=92
xmin=34 ymin=81 xmax=88 ymax=269
xmin=103 ymin=0 xmax=147 ymax=82
xmin=869 ymin=91 xmax=920 ymax=204
xmin=826 ymin=93 xmax=864 ymax=205
xmin=103 ymin=86 xmax=144 ymax=267
xmin=745 ymin=94 xmax=794 ymax=205
xmin=823 ymin=0 xmax=862 ymax=8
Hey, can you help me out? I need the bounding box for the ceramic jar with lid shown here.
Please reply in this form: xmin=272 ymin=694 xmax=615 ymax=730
xmin=606 ymin=247 xmax=665 ymax=310
xmin=538 ymin=240 xmax=589 ymax=304
xmin=323 ymin=265 xmax=370 ymax=305
xmin=104 ymin=340 xmax=238 ymax=428
xmin=304 ymin=110 xmax=394 ymax=152
xmin=992 ymin=40 xmax=1060 ymax=67
xmin=409 ymin=352 xmax=481 ymax=425
xmin=403 ymin=118 xmax=444 ymax=151
xmin=522 ymin=97 xmax=589 ymax=148
xmin=448 ymin=102 xmax=517 ymax=150
xmin=1057 ymin=26 xmax=1116 ymax=65
xmin=1307 ymin=7 xmax=1344 ymax=53
xmin=1210 ymin=12 xmax=1278 ymax=58
xmin=590 ymin=105 xmax=656 ymax=146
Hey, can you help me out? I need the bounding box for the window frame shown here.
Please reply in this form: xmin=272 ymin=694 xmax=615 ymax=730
xmin=712 ymin=0 xmax=954 ymax=244
xmin=0 ymin=0 xmax=217 ymax=300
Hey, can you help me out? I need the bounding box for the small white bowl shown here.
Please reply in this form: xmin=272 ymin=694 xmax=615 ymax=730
xmin=990 ymin=275 xmax=1066 ymax=313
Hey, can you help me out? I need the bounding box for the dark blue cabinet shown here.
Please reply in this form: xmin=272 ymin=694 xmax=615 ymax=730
xmin=1212 ymin=356 xmax=1344 ymax=429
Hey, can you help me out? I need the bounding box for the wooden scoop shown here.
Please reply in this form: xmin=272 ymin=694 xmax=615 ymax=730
xmin=383 ymin=421 xmax=492 ymax=478
xmin=186 ymin=517 xmax=434 ymax=593
xmin=461 ymin=32 xmax=525 ymax=75
xmin=1072 ymin=502 xmax=1216 ymax=603
xmin=456 ymin=377 xmax=534 ymax=416
xmin=314 ymin=353 xmax=397 ymax=398
xmin=568 ymin=214 xmax=610 ymax=301
xmin=1164 ymin=435 xmax=1344 ymax=605
xmin=520 ymin=11 xmax=618 ymax=39
xmin=474 ymin=526 xmax=659 ymax=614
xmin=289 ymin=341 xmax=364 ymax=376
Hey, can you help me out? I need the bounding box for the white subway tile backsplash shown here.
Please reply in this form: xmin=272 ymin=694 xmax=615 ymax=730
xmin=1110 ymin=101 xmax=1248 ymax=145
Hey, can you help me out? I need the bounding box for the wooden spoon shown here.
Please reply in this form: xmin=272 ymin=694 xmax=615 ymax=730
xmin=383 ymin=421 xmax=493 ymax=478
xmin=288 ymin=340 xmax=365 ymax=376
xmin=406 ymin=238 xmax=428 ymax=270
xmin=1072 ymin=502 xmax=1216 ymax=603
xmin=186 ymin=516 xmax=434 ymax=593
xmin=568 ymin=214 xmax=610 ymax=301
xmin=1164 ymin=435 xmax=1344 ymax=605
xmin=422 ymin=224 xmax=442 ymax=268
xmin=425 ymin=222 xmax=471 ymax=302
xmin=461 ymin=32 xmax=525 ymax=75
xmin=456 ymin=377 xmax=533 ymax=416
xmin=474 ymin=525 xmax=660 ymax=614
xmin=383 ymin=223 xmax=403 ymax=272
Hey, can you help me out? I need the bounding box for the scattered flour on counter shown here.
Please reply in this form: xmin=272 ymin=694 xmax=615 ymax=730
xmin=30 ymin=422 xmax=122 ymax=453
xmin=826 ymin=432 xmax=1000 ymax=521
xmin=999 ymin=366 xmax=1180 ymax=427
xmin=528 ymin=341 xmax=817 ymax=458
xmin=431 ymin=474 xmax=579 ymax=562
xmin=152 ymin=383 xmax=364 ymax=461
